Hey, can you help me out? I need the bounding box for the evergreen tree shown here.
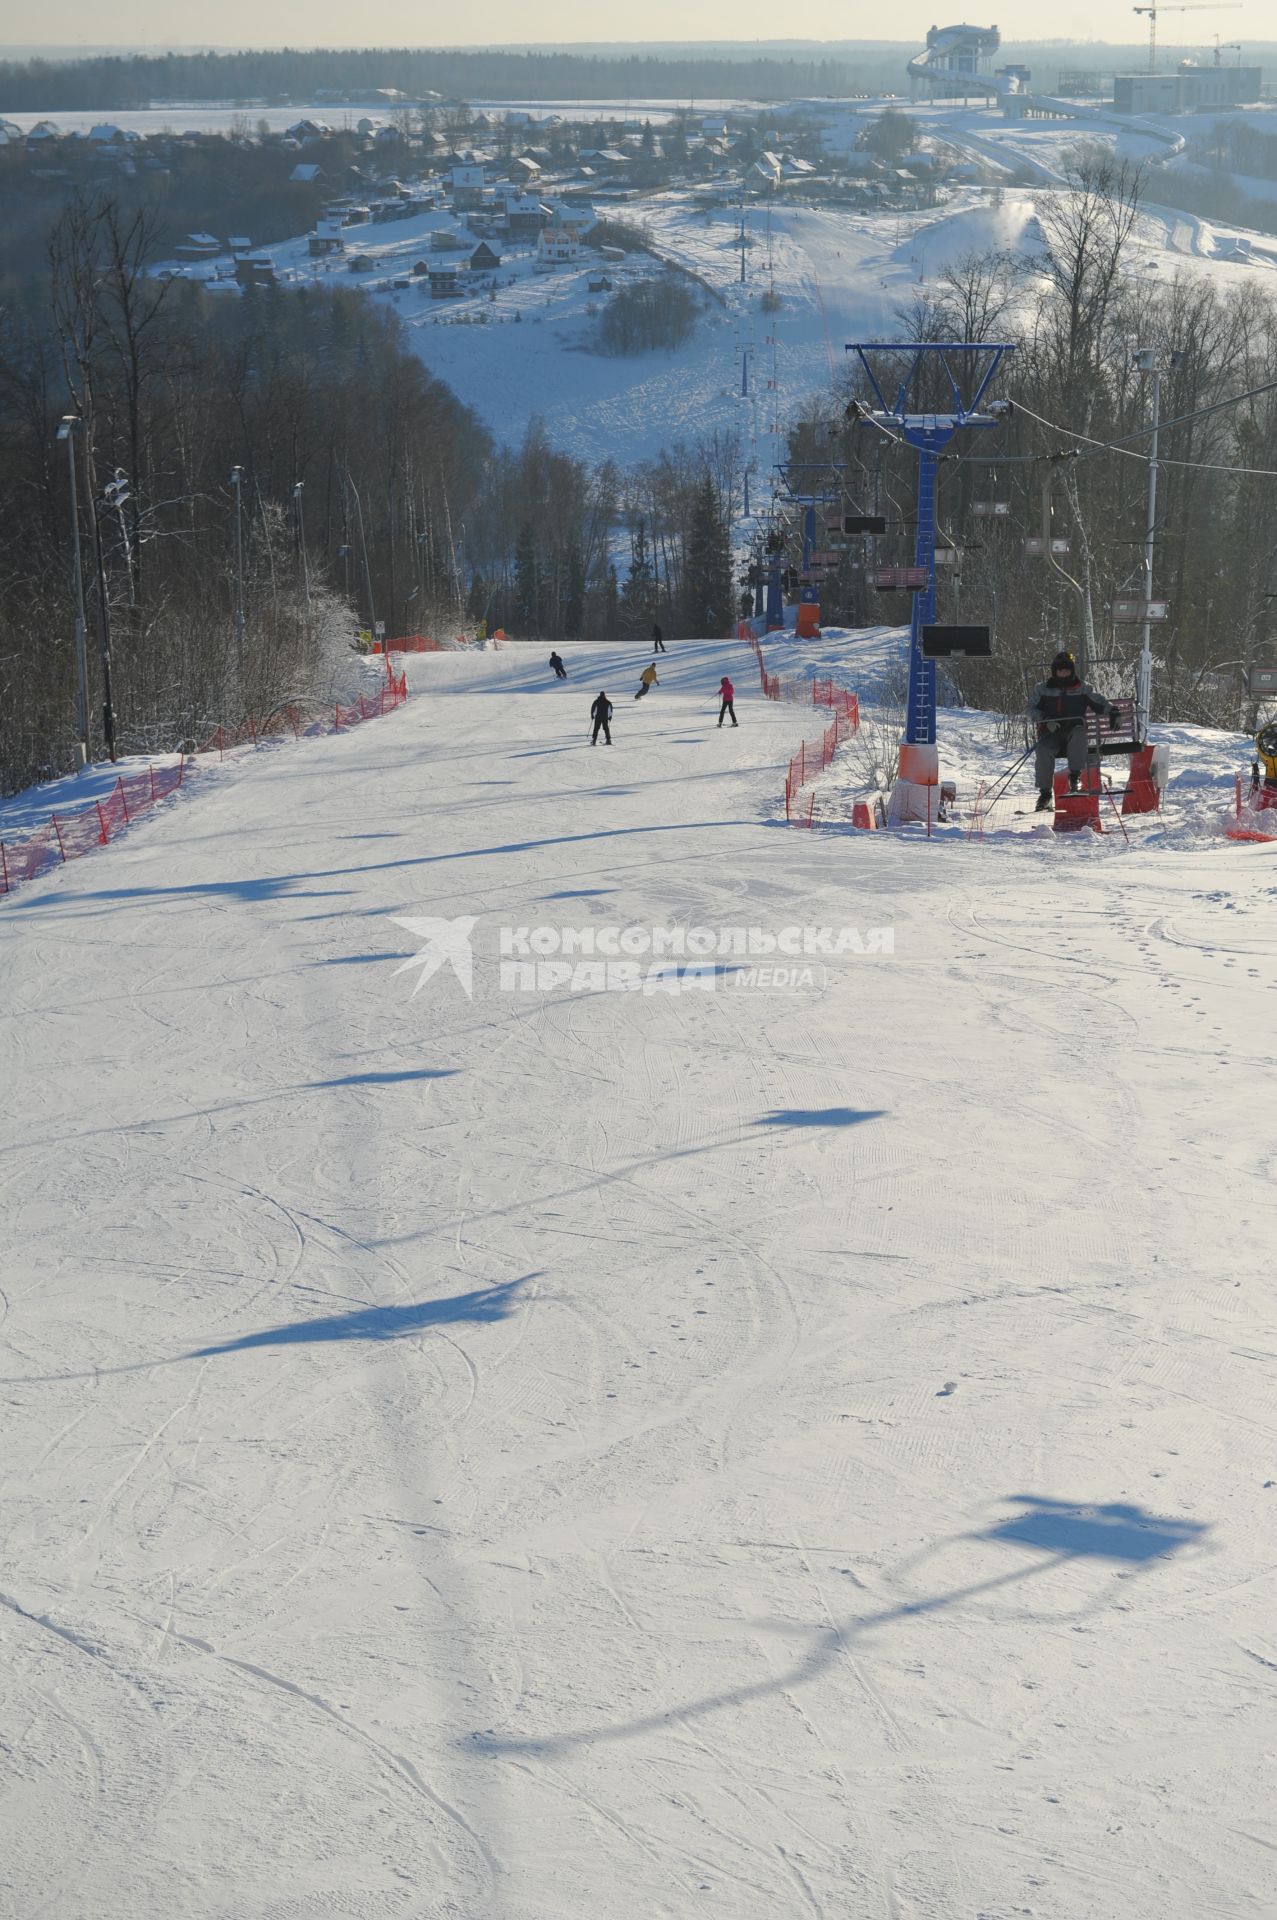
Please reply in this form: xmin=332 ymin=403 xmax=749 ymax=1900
xmin=513 ymin=521 xmax=540 ymax=634
xmin=681 ymin=477 xmax=734 ymax=638
xmin=621 ymin=516 xmax=657 ymax=633
xmin=563 ymin=537 xmax=585 ymax=640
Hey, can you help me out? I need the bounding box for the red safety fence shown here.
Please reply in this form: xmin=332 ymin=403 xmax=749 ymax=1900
xmin=374 ymin=629 xmax=505 ymax=653
xmin=0 ymin=663 xmax=408 ymax=901
xmin=745 ymin=636 xmax=861 ymax=826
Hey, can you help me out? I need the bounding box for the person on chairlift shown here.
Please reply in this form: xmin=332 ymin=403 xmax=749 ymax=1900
xmin=1029 ymin=651 xmax=1119 ymax=812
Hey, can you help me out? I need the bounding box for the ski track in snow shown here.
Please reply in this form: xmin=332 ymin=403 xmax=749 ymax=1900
xmin=1 ymin=634 xmax=1275 ymax=1919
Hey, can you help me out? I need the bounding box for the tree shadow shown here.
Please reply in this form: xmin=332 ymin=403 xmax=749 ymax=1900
xmin=2 ymin=1068 xmax=458 ymax=1159
xmin=318 ymin=951 xmax=411 ymax=967
xmin=306 ymin=1069 xmax=456 ymax=1088
xmin=469 ymin=1495 xmax=1208 ymax=1759
xmin=0 ymin=1277 xmax=536 ymax=1385
xmin=754 ymin=1107 xmax=888 ymax=1128
xmin=190 ymin=1275 xmax=531 ymax=1358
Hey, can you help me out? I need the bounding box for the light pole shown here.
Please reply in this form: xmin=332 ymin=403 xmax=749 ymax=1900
xmin=293 ymin=481 xmax=312 ymax=617
xmin=57 ymin=415 xmax=91 ymax=768
xmin=348 ymin=476 xmax=377 ymax=641
xmin=230 ymin=464 xmax=246 ymax=663
xmin=1131 ymin=346 xmax=1186 ymax=741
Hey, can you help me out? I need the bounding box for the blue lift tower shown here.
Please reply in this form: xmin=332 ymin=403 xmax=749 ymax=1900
xmin=846 ymin=342 xmax=1013 ymax=822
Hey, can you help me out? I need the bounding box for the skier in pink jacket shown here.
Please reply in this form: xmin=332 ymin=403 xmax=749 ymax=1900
xmin=717 ymin=676 xmax=737 ymax=728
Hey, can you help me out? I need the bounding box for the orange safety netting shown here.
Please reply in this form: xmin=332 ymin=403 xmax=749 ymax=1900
xmin=745 ymin=637 xmax=860 ymax=827
xmin=0 ymin=664 xmax=408 ymax=900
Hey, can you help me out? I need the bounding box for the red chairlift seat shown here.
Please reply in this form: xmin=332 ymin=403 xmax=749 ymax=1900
xmin=871 ymin=564 xmax=927 ymax=592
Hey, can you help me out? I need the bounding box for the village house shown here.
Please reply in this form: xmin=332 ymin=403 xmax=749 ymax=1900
xmin=450 ymin=163 xmax=486 ymax=211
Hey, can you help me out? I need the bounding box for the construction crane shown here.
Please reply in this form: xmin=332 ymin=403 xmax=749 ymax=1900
xmin=1213 ymin=34 xmax=1242 ymax=61
xmin=1132 ymin=1 xmax=1240 ymax=72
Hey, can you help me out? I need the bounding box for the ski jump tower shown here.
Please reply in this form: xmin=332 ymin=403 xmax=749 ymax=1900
xmin=847 ymin=342 xmax=1013 ymax=826
xmin=907 ymin=23 xmax=1003 ymax=98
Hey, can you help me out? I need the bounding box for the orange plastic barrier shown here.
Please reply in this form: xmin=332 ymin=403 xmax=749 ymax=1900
xmin=745 ymin=637 xmax=861 ymax=827
xmin=1 ymin=666 xmax=408 ymax=900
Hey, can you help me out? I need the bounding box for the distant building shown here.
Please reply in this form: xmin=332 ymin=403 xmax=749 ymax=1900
xmin=509 ymin=155 xmax=542 ymax=185
xmin=536 ymin=222 xmax=580 ymax=269
xmin=1113 ymin=65 xmax=1261 ymax=112
xmin=290 ymin=162 xmax=322 ymax=184
xmin=308 ymin=216 xmax=346 ymax=256
xmin=502 ymin=192 xmax=545 ymax=239
xmin=470 ymin=239 xmax=502 ymax=271
xmin=429 ymin=263 xmax=466 ymax=298
xmin=450 ymin=163 xmax=486 ymax=210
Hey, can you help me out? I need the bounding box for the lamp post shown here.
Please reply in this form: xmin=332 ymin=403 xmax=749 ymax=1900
xmin=1130 ymin=346 xmax=1186 ymax=742
xmin=293 ymin=480 xmax=311 ymax=617
xmin=348 ymin=477 xmax=377 ymax=640
xmin=56 ymin=415 xmax=91 ymax=768
xmin=230 ymin=465 xmax=246 ymax=663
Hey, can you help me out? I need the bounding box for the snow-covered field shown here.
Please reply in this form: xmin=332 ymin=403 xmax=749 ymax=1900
xmin=2 ymin=632 xmax=1274 ymax=1919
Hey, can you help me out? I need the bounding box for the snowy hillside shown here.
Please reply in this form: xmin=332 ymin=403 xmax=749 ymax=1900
xmin=2 ymin=634 xmax=1274 ymax=1919
xmin=235 ymin=180 xmax=1277 ymax=472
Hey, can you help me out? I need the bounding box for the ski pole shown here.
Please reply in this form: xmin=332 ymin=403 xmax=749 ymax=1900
xmin=982 ymin=742 xmax=1035 ymax=814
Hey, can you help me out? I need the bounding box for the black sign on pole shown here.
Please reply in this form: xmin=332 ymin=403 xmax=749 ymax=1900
xmin=922 ymin=625 xmax=992 ymax=658
xmin=843 ymin=515 xmax=887 ymax=536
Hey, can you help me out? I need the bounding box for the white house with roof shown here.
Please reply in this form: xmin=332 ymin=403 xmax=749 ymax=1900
xmin=545 ymin=201 xmax=595 ymax=239
xmin=535 ymin=222 xmax=581 ymax=270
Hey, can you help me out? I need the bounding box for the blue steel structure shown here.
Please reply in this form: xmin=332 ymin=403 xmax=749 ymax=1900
xmin=847 ymin=343 xmax=1013 ymax=767
xmin=773 ymin=462 xmax=849 ymax=631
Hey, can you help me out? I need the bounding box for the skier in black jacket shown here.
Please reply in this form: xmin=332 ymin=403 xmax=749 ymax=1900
xmin=590 ymin=691 xmax=613 ymax=744
xmin=1029 ymin=652 xmax=1119 ymax=811
xmin=652 ymin=623 xmax=666 ymax=653
xmin=549 ymin=651 xmax=568 ymax=680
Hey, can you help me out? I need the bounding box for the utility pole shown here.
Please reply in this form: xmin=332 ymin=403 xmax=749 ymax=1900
xmin=230 ymin=465 xmax=246 ymax=664
xmin=1130 ymin=346 xmax=1184 ymax=740
xmin=81 ymin=435 xmax=118 ymax=764
xmin=348 ymin=476 xmax=377 ymax=640
xmin=293 ymin=480 xmax=311 ymax=618
xmin=1138 ymin=355 xmax=1161 ymax=743
xmin=57 ymin=415 xmax=91 ymax=768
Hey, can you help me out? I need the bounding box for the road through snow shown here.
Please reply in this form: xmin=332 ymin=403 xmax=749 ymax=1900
xmin=1 ymin=638 xmax=1274 ymax=1920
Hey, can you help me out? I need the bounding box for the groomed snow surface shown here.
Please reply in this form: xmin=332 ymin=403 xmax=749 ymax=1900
xmin=2 ymin=634 xmax=1275 ymax=1920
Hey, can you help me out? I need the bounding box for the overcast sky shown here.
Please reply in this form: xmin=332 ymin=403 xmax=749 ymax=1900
xmin=6 ymin=5 xmax=1237 ymax=54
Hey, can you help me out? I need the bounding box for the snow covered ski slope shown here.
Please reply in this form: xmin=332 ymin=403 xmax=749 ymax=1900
xmin=2 ymin=637 xmax=1275 ymax=1920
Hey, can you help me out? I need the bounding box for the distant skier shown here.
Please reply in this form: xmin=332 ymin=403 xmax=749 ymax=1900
xmin=1030 ymin=651 xmax=1119 ymax=811
xmin=717 ymin=675 xmax=738 ymax=728
xmin=549 ymin=650 xmax=568 ymax=680
xmin=590 ymin=690 xmax=613 ymax=744
xmin=652 ymin=623 xmax=666 ymax=654
xmin=635 ymin=663 xmax=659 ymax=700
